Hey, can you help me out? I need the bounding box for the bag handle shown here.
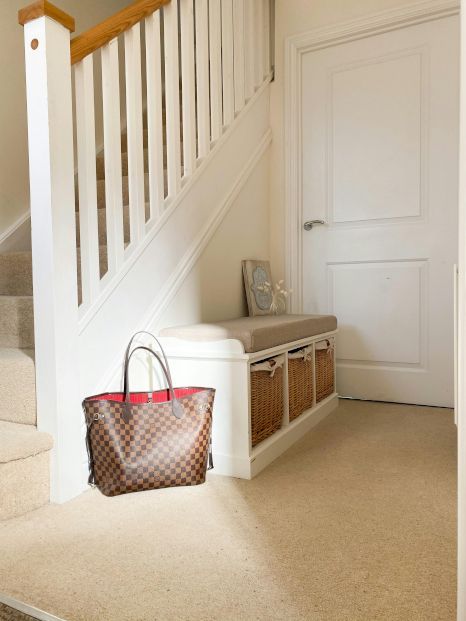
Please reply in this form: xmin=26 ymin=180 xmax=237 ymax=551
xmin=123 ymin=331 xmax=175 ymax=395
xmin=124 ymin=345 xmax=185 ymax=420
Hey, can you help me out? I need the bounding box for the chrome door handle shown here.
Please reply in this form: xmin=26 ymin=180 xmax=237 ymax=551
xmin=303 ymin=220 xmax=326 ymax=231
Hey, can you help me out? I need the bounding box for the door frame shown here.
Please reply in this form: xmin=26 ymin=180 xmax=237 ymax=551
xmin=283 ymin=0 xmax=463 ymax=618
xmin=458 ymin=4 xmax=466 ymax=618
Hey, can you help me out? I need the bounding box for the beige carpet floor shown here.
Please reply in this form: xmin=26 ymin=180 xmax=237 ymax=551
xmin=0 ymin=399 xmax=457 ymax=621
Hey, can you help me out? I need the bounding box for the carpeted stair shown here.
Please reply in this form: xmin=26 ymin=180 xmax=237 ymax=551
xmin=0 ymin=251 xmax=48 ymax=520
xmin=0 ymin=111 xmax=158 ymax=520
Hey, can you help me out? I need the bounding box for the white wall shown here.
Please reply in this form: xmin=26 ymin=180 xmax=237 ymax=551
xmin=154 ymin=151 xmax=271 ymax=331
xmin=269 ymin=0 xmax=428 ymax=281
xmin=0 ymin=0 xmax=129 ymax=238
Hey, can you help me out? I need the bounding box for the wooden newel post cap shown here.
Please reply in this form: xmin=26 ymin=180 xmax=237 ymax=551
xmin=18 ymin=0 xmax=75 ymax=32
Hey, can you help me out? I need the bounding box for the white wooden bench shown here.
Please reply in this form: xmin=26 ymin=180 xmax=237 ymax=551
xmin=160 ymin=314 xmax=338 ymax=479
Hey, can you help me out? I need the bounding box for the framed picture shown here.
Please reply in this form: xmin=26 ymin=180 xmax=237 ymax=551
xmin=242 ymin=260 xmax=273 ymax=316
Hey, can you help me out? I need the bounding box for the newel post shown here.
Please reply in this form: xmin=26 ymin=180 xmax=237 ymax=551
xmin=19 ymin=1 xmax=83 ymax=502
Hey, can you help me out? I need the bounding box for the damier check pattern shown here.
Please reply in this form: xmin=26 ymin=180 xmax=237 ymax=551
xmin=83 ymin=388 xmax=214 ymax=497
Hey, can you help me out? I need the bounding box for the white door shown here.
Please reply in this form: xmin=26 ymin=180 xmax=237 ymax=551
xmin=302 ymin=16 xmax=459 ymax=407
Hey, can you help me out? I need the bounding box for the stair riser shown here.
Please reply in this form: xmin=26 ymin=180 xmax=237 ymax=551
xmin=0 ymin=254 xmax=33 ymax=297
xmin=0 ymin=251 xmax=110 ymax=299
xmin=0 ymin=350 xmax=36 ymax=425
xmin=76 ymin=208 xmax=131 ymax=246
xmin=96 ymin=149 xmax=150 ymax=181
xmin=0 ymin=451 xmax=50 ymax=520
xmin=122 ymin=127 xmax=146 ymax=150
xmin=76 ymin=246 xmax=109 ymax=304
xmin=0 ymin=298 xmax=34 ymax=348
xmin=0 ymin=247 xmax=123 ymax=309
xmin=76 ymin=173 xmax=152 ymax=212
xmin=120 ymin=125 xmax=183 ymax=152
xmin=96 ymin=144 xmax=184 ymax=181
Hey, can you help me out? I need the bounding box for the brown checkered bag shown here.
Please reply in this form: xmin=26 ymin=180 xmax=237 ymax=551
xmin=83 ymin=332 xmax=215 ymax=497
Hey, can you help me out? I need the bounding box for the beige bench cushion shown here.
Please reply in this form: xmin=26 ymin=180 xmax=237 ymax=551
xmin=160 ymin=314 xmax=337 ymax=353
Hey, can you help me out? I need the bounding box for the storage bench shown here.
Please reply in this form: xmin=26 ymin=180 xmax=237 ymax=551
xmin=159 ymin=314 xmax=338 ymax=479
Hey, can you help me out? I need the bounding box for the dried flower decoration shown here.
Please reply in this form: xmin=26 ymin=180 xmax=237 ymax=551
xmin=255 ymin=279 xmax=292 ymax=315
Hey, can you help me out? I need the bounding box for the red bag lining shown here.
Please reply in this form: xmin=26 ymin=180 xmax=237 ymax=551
xmin=88 ymin=387 xmax=202 ymax=404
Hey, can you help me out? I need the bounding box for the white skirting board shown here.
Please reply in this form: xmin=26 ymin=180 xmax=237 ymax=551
xmin=213 ymin=393 xmax=339 ymax=479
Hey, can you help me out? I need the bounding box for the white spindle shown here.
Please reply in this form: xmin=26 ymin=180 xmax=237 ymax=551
xmin=195 ymin=0 xmax=210 ymax=158
xmin=221 ymin=0 xmax=235 ymax=126
xmin=233 ymin=0 xmax=245 ymax=113
xmin=209 ymin=0 xmax=223 ymax=142
xmin=164 ymin=2 xmax=182 ymax=197
xmin=75 ymin=55 xmax=100 ymax=305
xmin=263 ymin=0 xmax=270 ymax=78
xmin=125 ymin=23 xmax=146 ymax=242
xmin=255 ymin=0 xmax=264 ymax=88
xmin=243 ymin=0 xmax=254 ymax=100
xmin=22 ymin=11 xmax=82 ymax=502
xmin=101 ymin=39 xmax=124 ymax=273
xmin=145 ymin=11 xmax=165 ymax=218
xmin=180 ymin=0 xmax=197 ymax=177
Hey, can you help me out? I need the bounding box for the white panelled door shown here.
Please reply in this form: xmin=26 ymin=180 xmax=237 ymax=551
xmin=302 ymin=16 xmax=459 ymax=407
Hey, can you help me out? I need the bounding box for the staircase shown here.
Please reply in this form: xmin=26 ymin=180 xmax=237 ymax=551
xmin=0 ymin=256 xmax=51 ymax=520
xmin=0 ymin=100 xmax=168 ymax=518
xmin=8 ymin=0 xmax=272 ymax=509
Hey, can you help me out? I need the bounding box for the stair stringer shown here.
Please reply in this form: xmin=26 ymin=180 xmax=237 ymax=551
xmin=76 ymin=85 xmax=271 ymax=489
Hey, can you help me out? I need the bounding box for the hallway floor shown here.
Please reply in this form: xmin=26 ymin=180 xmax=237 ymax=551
xmin=0 ymin=400 xmax=457 ymax=621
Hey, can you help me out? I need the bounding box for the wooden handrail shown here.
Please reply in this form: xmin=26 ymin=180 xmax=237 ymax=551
xmin=18 ymin=0 xmax=75 ymax=32
xmin=70 ymin=0 xmax=170 ymax=65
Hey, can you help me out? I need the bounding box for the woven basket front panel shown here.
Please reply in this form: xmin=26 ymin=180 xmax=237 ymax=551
xmin=316 ymin=348 xmax=334 ymax=402
xmin=288 ymin=356 xmax=314 ymax=421
xmin=250 ymin=367 xmax=283 ymax=447
xmin=83 ymin=390 xmax=214 ymax=497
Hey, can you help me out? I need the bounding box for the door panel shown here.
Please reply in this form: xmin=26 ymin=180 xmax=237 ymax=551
xmin=302 ymin=16 xmax=459 ymax=406
xmin=329 ymin=260 xmax=425 ymax=365
xmin=332 ymin=53 xmax=422 ymax=223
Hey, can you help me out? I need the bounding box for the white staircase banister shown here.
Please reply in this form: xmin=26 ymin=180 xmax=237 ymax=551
xmin=180 ymin=1 xmax=197 ymax=178
xmin=145 ymin=10 xmax=165 ymax=219
xmin=195 ymin=0 xmax=210 ymax=160
xmin=233 ymin=0 xmax=246 ymax=113
xmin=209 ymin=1 xmax=223 ymax=142
xmin=19 ymin=0 xmax=82 ymax=503
xmin=19 ymin=0 xmax=274 ymax=503
xmin=164 ymin=1 xmax=182 ymax=198
xmin=221 ymin=0 xmax=235 ymax=127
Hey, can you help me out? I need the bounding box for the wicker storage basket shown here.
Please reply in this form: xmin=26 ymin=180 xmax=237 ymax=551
xmin=315 ymin=340 xmax=335 ymax=402
xmin=288 ymin=346 xmax=314 ymax=422
xmin=250 ymin=356 xmax=284 ymax=447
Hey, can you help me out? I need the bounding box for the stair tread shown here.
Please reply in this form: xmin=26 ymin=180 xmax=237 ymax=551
xmin=0 ymin=421 xmax=52 ymax=463
xmin=0 ymin=349 xmax=36 ymax=426
xmin=0 ymin=252 xmax=33 ymax=296
xmin=0 ymin=296 xmax=34 ymax=348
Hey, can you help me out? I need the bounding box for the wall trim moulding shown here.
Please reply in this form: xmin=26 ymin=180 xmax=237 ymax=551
xmin=284 ymin=0 xmax=460 ymax=312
